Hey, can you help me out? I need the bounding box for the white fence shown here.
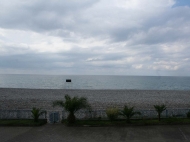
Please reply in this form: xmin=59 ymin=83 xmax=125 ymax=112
xmin=1 ymin=108 xmax=190 ymax=123
xmin=62 ymin=108 xmax=190 ymax=120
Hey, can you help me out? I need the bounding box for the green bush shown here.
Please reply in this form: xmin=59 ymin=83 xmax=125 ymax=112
xmin=31 ymin=107 xmax=46 ymax=122
xmin=154 ymin=104 xmax=166 ymax=121
xmin=106 ymin=107 xmax=119 ymax=121
xmin=53 ymin=94 xmax=91 ymax=124
xmin=187 ymin=111 xmax=190 ymax=118
xmin=119 ymin=105 xmax=141 ymax=123
xmin=0 ymin=119 xmax=47 ymax=126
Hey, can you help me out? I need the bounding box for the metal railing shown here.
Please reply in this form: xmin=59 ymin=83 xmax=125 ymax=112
xmin=63 ymin=108 xmax=190 ymax=119
xmin=0 ymin=109 xmax=46 ymax=119
xmin=1 ymin=108 xmax=190 ymax=122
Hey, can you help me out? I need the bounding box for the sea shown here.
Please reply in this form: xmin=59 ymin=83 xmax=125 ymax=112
xmin=0 ymin=74 xmax=190 ymax=90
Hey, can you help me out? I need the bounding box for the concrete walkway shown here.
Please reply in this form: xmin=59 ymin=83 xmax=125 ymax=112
xmin=1 ymin=124 xmax=190 ymax=142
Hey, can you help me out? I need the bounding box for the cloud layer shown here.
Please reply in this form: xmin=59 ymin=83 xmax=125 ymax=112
xmin=0 ymin=0 xmax=190 ymax=76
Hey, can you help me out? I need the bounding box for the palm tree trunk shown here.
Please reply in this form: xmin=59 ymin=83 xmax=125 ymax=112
xmin=67 ymin=112 xmax=76 ymax=124
xmin=158 ymin=113 xmax=161 ymax=121
xmin=34 ymin=118 xmax=38 ymax=122
xmin=127 ymin=117 xmax=130 ymax=123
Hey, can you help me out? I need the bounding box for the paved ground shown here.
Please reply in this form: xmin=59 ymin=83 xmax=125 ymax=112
xmin=1 ymin=124 xmax=190 ymax=142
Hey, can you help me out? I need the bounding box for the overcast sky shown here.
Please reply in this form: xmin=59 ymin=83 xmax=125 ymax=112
xmin=0 ymin=0 xmax=190 ymax=76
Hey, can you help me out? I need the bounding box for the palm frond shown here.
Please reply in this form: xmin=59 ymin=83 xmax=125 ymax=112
xmin=52 ymin=94 xmax=90 ymax=121
xmin=31 ymin=107 xmax=46 ymax=122
xmin=52 ymin=100 xmax=65 ymax=108
xmin=119 ymin=105 xmax=141 ymax=122
xmin=52 ymin=94 xmax=90 ymax=124
xmin=154 ymin=104 xmax=166 ymax=113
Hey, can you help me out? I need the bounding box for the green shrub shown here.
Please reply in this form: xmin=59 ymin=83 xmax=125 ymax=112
xmin=53 ymin=94 xmax=91 ymax=124
xmin=31 ymin=107 xmax=46 ymax=122
xmin=154 ymin=104 xmax=166 ymax=121
xmin=119 ymin=105 xmax=141 ymax=123
xmin=106 ymin=107 xmax=119 ymax=121
xmin=187 ymin=111 xmax=190 ymax=118
xmin=0 ymin=119 xmax=47 ymax=126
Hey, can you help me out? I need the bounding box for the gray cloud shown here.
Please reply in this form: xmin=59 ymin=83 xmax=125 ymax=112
xmin=0 ymin=0 xmax=98 ymax=32
xmin=0 ymin=0 xmax=190 ymax=76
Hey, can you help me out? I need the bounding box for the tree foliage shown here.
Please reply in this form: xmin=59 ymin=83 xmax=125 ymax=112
xmin=53 ymin=94 xmax=90 ymax=124
xmin=187 ymin=111 xmax=190 ymax=118
xmin=119 ymin=105 xmax=141 ymax=123
xmin=106 ymin=107 xmax=119 ymax=121
xmin=31 ymin=107 xmax=46 ymax=122
xmin=154 ymin=104 xmax=166 ymax=121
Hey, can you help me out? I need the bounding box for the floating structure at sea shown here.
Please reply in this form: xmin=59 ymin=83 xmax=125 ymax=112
xmin=66 ymin=79 xmax=71 ymax=82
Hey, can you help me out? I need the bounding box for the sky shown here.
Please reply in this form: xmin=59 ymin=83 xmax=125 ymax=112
xmin=0 ymin=0 xmax=190 ymax=76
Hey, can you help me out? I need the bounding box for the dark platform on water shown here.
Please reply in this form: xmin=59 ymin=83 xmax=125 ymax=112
xmin=66 ymin=79 xmax=71 ymax=82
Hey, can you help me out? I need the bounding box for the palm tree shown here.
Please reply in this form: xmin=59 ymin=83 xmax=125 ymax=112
xmin=119 ymin=105 xmax=141 ymax=123
xmin=31 ymin=107 xmax=46 ymax=122
xmin=53 ymin=94 xmax=90 ymax=124
xmin=154 ymin=104 xmax=166 ymax=121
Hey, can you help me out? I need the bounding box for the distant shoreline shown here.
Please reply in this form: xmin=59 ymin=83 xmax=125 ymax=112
xmin=1 ymin=88 xmax=190 ymax=110
xmin=1 ymin=87 xmax=190 ymax=91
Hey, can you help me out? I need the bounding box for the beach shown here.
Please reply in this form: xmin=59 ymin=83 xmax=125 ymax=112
xmin=0 ymin=88 xmax=190 ymax=110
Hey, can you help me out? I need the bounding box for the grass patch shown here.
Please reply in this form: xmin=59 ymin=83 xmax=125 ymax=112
xmin=61 ymin=118 xmax=190 ymax=127
xmin=0 ymin=119 xmax=47 ymax=126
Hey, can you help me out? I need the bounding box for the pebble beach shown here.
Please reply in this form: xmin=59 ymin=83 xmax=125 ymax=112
xmin=0 ymin=88 xmax=190 ymax=110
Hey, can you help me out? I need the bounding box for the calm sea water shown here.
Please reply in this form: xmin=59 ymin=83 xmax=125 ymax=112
xmin=0 ymin=74 xmax=190 ymax=90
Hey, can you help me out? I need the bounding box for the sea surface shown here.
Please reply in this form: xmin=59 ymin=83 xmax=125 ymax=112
xmin=0 ymin=74 xmax=190 ymax=90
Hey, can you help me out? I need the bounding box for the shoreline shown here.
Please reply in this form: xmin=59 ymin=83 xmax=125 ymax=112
xmin=1 ymin=87 xmax=190 ymax=90
xmin=1 ymin=88 xmax=190 ymax=110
